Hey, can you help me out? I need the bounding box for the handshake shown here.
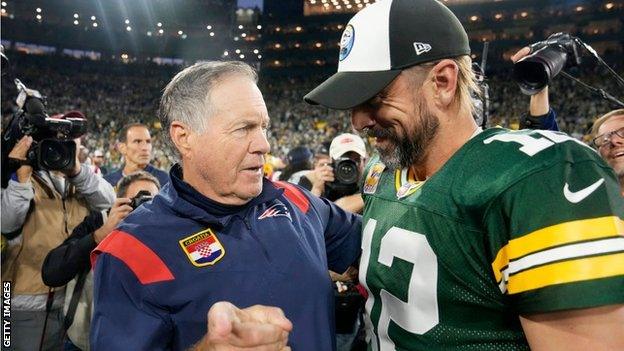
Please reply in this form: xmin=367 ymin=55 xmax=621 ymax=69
xmin=194 ymin=302 xmax=292 ymax=351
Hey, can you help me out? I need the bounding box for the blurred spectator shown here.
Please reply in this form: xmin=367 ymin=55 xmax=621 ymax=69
xmin=91 ymin=149 xmax=107 ymax=175
xmin=278 ymin=146 xmax=315 ymax=183
xmin=1 ymin=130 xmax=115 ymax=350
xmin=104 ymin=123 xmax=169 ymax=187
xmin=41 ymin=171 xmax=161 ymax=351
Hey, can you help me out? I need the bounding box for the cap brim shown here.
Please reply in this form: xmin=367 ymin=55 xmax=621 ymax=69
xmin=304 ymin=70 xmax=401 ymax=110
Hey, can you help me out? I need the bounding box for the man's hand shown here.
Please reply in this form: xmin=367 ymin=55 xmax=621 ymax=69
xmin=8 ymin=136 xmax=34 ymax=183
xmin=307 ymin=163 xmax=334 ymax=197
xmin=62 ymin=138 xmax=82 ymax=177
xmin=193 ymin=302 xmax=292 ymax=351
xmin=93 ymin=198 xmax=133 ymax=243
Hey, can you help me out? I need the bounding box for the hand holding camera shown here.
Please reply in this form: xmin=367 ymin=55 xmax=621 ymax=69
xmin=8 ymin=136 xmax=34 ymax=183
xmin=308 ymin=163 xmax=334 ymax=196
xmin=93 ymin=198 xmax=133 ymax=243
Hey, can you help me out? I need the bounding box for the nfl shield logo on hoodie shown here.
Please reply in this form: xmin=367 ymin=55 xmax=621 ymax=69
xmin=179 ymin=228 xmax=225 ymax=267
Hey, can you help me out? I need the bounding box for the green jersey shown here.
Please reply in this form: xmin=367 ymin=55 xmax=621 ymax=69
xmin=360 ymin=128 xmax=624 ymax=350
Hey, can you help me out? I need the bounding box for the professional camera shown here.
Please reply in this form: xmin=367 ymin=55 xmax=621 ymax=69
xmin=513 ymin=32 xmax=581 ymax=95
xmin=324 ymin=157 xmax=361 ymax=201
xmin=130 ymin=190 xmax=154 ymax=209
xmin=2 ymin=79 xmax=87 ymax=182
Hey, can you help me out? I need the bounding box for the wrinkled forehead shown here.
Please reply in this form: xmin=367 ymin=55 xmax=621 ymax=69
xmin=599 ymin=114 xmax=624 ymax=134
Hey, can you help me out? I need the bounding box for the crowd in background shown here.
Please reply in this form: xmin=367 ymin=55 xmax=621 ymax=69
xmin=2 ymin=50 xmax=622 ymax=172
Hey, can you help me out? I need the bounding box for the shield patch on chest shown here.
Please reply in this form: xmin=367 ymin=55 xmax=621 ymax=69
xmin=179 ymin=228 xmax=225 ymax=267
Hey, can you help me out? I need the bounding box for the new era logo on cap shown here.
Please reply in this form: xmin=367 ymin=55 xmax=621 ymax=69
xmin=413 ymin=42 xmax=432 ymax=56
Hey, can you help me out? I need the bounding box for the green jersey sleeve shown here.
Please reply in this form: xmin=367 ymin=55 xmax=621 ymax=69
xmin=484 ymin=157 xmax=624 ymax=314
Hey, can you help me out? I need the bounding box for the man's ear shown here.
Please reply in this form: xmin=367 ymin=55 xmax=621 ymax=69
xmin=431 ymin=59 xmax=459 ymax=108
xmin=170 ymin=121 xmax=192 ymax=158
xmin=117 ymin=141 xmax=126 ymax=156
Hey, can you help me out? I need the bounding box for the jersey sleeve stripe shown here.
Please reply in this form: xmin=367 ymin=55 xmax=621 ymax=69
xmin=91 ymin=230 xmax=175 ymax=284
xmin=273 ymin=181 xmax=310 ymax=213
xmin=492 ymin=216 xmax=624 ymax=282
xmin=504 ymin=252 xmax=624 ymax=294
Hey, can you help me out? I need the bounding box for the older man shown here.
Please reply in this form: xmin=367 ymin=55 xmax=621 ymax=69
xmin=90 ymin=61 xmax=362 ymax=350
xmin=305 ymin=0 xmax=624 ymax=350
xmin=590 ymin=110 xmax=624 ymax=195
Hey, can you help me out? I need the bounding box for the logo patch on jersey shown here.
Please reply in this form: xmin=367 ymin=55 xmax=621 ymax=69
xmin=258 ymin=202 xmax=292 ymax=221
xmin=363 ymin=163 xmax=385 ymax=194
xmin=563 ymin=178 xmax=605 ymax=203
xmin=179 ymin=228 xmax=225 ymax=267
xmin=396 ymin=181 xmax=424 ymax=199
xmin=394 ymin=168 xmax=425 ymax=199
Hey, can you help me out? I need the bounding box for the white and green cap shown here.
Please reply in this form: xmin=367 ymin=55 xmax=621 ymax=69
xmin=304 ymin=0 xmax=470 ymax=110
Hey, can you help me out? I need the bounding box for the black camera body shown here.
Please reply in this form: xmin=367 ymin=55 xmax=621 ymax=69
xmin=324 ymin=157 xmax=361 ymax=201
xmin=513 ymin=33 xmax=582 ymax=95
xmin=2 ymin=79 xmax=87 ymax=184
xmin=130 ymin=190 xmax=154 ymax=209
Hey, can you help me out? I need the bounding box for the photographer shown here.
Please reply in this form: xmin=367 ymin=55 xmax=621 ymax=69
xmin=1 ymin=112 xmax=115 ymax=351
xmin=302 ymin=133 xmax=367 ymax=214
xmin=41 ymin=171 xmax=160 ymax=351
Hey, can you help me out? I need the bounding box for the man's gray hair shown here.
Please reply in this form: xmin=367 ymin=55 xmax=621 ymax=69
xmin=158 ymin=60 xmax=258 ymax=160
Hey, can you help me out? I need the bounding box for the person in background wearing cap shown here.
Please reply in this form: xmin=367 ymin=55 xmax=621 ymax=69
xmin=302 ymin=133 xmax=367 ymax=214
xmin=1 ymin=111 xmax=115 ymax=350
xmin=278 ymin=146 xmax=315 ymax=184
xmin=304 ymin=0 xmax=624 ymax=349
xmin=104 ymin=122 xmax=169 ymax=188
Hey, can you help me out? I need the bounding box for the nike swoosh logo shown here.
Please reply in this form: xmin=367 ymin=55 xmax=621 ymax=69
xmin=563 ymin=178 xmax=605 ymax=203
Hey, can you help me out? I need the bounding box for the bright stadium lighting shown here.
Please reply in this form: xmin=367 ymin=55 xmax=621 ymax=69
xmin=209 ymin=32 xmax=215 ymax=36
xmin=253 ymin=49 xmax=259 ymax=54
xmin=126 ymin=26 xmax=132 ymax=31
xmin=494 ymin=13 xmax=503 ymax=20
xmin=181 ymin=34 xmax=187 ymax=39
xmin=125 ymin=19 xmax=130 ymax=24
xmin=158 ymin=29 xmax=164 ymax=34
xmin=206 ymin=25 xmax=212 ymax=30
xmin=605 ymin=3 xmax=614 ymax=10
xmin=93 ymin=22 xmax=98 ymax=27
xmin=234 ymin=36 xmax=239 ymax=41
xmin=357 ymin=3 xmax=363 ymax=8
xmin=73 ymin=20 xmax=79 ymax=25
xmin=235 ymin=49 xmax=241 ymax=54
xmin=157 ymin=22 xmax=162 ymax=27
xmin=520 ymin=11 xmax=528 ymax=18
xmin=36 ymin=14 xmax=42 ymax=20
xmin=239 ymin=54 xmax=245 ymax=59
xmin=257 ymin=54 xmax=262 ymax=59
xmin=73 ymin=13 xmax=79 ymax=18
xmin=257 ymin=25 xmax=262 ymax=29
xmin=1 ymin=2 xmax=7 ymax=7
xmin=575 ymin=6 xmax=583 ymax=12
xmin=1 ymin=9 xmax=6 ymax=14
xmin=315 ymin=42 xmax=322 ymax=48
xmin=470 ymin=15 xmax=478 ymax=21
xmin=296 ymin=26 xmax=302 ymax=31
xmin=121 ymin=53 xmax=128 ymax=59
xmin=274 ymin=43 xmax=281 ymax=48
xmin=36 ymin=8 xmax=41 ymax=13
xmin=147 ymin=31 xmax=152 ymax=36
xmin=178 ymin=30 xmax=183 ymax=35
xmin=241 ymin=33 xmax=247 ymax=37
xmin=91 ymin=15 xmax=96 ymax=21
xmin=223 ymin=50 xmax=229 ymax=56
xmin=238 ymin=25 xmax=243 ymax=29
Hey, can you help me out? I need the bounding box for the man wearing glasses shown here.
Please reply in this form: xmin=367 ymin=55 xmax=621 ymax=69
xmin=591 ymin=109 xmax=624 ymax=195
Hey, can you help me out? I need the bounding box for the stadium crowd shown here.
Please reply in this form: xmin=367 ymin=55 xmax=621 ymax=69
xmin=2 ymin=50 xmax=621 ymax=172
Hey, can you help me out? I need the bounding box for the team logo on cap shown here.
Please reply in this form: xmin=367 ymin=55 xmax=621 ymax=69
xmin=339 ymin=24 xmax=355 ymax=61
xmin=413 ymin=42 xmax=432 ymax=56
xmin=179 ymin=228 xmax=225 ymax=267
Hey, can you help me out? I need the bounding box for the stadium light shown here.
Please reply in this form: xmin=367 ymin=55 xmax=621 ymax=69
xmin=575 ymin=6 xmax=583 ymax=12
xmin=520 ymin=11 xmax=528 ymax=18
xmin=470 ymin=15 xmax=478 ymax=21
xmin=238 ymin=25 xmax=243 ymax=29
xmin=257 ymin=25 xmax=262 ymax=29
xmin=207 ymin=25 xmax=212 ymax=30
xmin=93 ymin=22 xmax=98 ymax=27
xmin=1 ymin=2 xmax=6 ymax=7
xmin=147 ymin=31 xmax=152 ymax=36
xmin=178 ymin=30 xmax=183 ymax=35
xmin=209 ymin=32 xmax=215 ymax=37
xmin=126 ymin=26 xmax=132 ymax=31
xmin=239 ymin=54 xmax=245 ymax=59
xmin=296 ymin=26 xmax=302 ymax=32
xmin=605 ymin=3 xmax=614 ymax=10
xmin=1 ymin=9 xmax=5 ymax=14
xmin=494 ymin=13 xmax=503 ymax=20
xmin=158 ymin=29 xmax=164 ymax=34
xmin=234 ymin=36 xmax=240 ymax=41
xmin=36 ymin=14 xmax=42 ymax=20
xmin=315 ymin=42 xmax=322 ymax=48
xmin=36 ymin=8 xmax=41 ymax=13
xmin=157 ymin=22 xmax=162 ymax=27
xmin=242 ymin=33 xmax=247 ymax=37
xmin=257 ymin=55 xmax=262 ymax=59
xmin=91 ymin=15 xmax=96 ymax=21
xmin=73 ymin=13 xmax=79 ymax=18
xmin=274 ymin=43 xmax=281 ymax=48
xmin=253 ymin=49 xmax=259 ymax=54
xmin=125 ymin=19 xmax=130 ymax=24
xmin=182 ymin=34 xmax=187 ymax=39
xmin=223 ymin=50 xmax=229 ymax=56
xmin=73 ymin=20 xmax=79 ymax=25
xmin=235 ymin=49 xmax=241 ymax=54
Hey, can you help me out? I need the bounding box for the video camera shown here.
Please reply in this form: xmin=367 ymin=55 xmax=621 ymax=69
xmin=325 ymin=157 xmax=361 ymax=201
xmin=130 ymin=190 xmax=154 ymax=210
xmin=513 ymin=33 xmax=582 ymax=95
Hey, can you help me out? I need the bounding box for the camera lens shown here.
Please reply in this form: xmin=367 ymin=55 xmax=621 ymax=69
xmin=335 ymin=158 xmax=359 ymax=185
xmin=39 ymin=139 xmax=74 ymax=170
xmin=513 ymin=46 xmax=568 ymax=95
